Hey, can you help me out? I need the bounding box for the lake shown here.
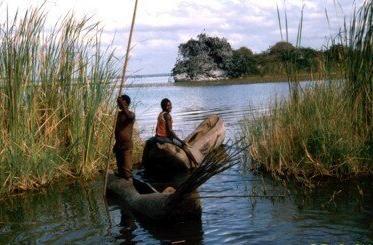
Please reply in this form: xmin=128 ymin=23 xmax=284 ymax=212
xmin=0 ymin=80 xmax=372 ymax=244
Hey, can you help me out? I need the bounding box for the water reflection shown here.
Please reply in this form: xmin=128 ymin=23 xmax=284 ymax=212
xmin=116 ymin=209 xmax=137 ymax=244
xmin=1 ymin=167 xmax=369 ymax=244
xmin=0 ymin=181 xmax=111 ymax=243
xmin=109 ymin=197 xmax=204 ymax=244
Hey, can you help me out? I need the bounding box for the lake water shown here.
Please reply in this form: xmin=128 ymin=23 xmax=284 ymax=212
xmin=0 ymin=80 xmax=372 ymax=244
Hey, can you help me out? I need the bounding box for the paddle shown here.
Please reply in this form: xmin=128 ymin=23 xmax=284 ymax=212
xmin=133 ymin=177 xmax=159 ymax=194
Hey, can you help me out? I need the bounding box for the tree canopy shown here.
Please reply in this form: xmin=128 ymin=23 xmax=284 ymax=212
xmin=173 ymin=34 xmax=233 ymax=80
xmin=269 ymin=41 xmax=296 ymax=55
xmin=225 ymin=47 xmax=257 ymax=77
xmin=172 ymin=33 xmax=344 ymax=81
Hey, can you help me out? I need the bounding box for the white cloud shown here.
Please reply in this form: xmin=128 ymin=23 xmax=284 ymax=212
xmin=0 ymin=0 xmax=365 ymax=73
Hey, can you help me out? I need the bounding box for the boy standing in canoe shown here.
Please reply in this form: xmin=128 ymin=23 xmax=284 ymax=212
xmin=113 ymin=94 xmax=135 ymax=180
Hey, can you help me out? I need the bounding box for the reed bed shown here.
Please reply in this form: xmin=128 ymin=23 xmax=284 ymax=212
xmin=242 ymin=2 xmax=372 ymax=186
xmin=0 ymin=7 xmax=140 ymax=195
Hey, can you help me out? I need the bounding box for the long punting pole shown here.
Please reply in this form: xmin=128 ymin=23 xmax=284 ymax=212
xmin=103 ymin=0 xmax=139 ymax=196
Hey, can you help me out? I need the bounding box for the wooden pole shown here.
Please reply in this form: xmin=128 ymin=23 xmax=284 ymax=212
xmin=119 ymin=0 xmax=139 ymax=95
xmin=103 ymin=0 xmax=139 ymax=196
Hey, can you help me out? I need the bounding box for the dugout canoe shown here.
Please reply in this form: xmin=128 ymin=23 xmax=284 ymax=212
xmin=142 ymin=115 xmax=225 ymax=174
xmin=106 ymin=171 xmax=201 ymax=221
xmin=107 ymin=139 xmax=243 ymax=221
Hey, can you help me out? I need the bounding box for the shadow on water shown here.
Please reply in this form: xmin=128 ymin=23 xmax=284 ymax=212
xmin=288 ymin=177 xmax=373 ymax=236
xmin=107 ymin=195 xmax=204 ymax=244
xmin=0 ymin=181 xmax=112 ymax=243
xmin=0 ymin=176 xmax=203 ymax=244
xmin=246 ymin=170 xmax=373 ymax=243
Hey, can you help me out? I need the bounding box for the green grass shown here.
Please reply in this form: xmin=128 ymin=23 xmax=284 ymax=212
xmin=241 ymin=1 xmax=372 ymax=187
xmin=0 ymin=7 xmax=142 ymax=195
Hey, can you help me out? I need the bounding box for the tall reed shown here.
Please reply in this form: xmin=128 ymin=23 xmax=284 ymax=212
xmin=342 ymin=1 xmax=372 ymax=141
xmin=0 ymin=7 xmax=124 ymax=194
xmin=242 ymin=2 xmax=372 ymax=186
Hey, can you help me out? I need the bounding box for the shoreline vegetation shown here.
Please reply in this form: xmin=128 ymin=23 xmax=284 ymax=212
xmin=123 ymin=73 xmax=340 ymax=88
xmin=171 ymin=32 xmax=345 ymax=83
xmin=0 ymin=8 xmax=142 ymax=197
xmin=241 ymin=2 xmax=372 ymax=188
xmin=173 ymin=72 xmax=341 ymax=86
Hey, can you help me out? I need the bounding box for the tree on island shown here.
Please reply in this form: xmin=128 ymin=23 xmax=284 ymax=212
xmin=225 ymin=47 xmax=258 ymax=78
xmin=173 ymin=33 xmax=233 ymax=81
xmin=266 ymin=41 xmax=320 ymax=73
xmin=269 ymin=41 xmax=296 ymax=55
xmin=172 ymin=34 xmax=327 ymax=82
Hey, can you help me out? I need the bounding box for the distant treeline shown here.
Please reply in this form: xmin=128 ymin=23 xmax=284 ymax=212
xmin=172 ymin=33 xmax=345 ymax=81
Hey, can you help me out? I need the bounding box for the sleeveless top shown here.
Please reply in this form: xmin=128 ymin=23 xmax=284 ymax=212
xmin=156 ymin=111 xmax=171 ymax=137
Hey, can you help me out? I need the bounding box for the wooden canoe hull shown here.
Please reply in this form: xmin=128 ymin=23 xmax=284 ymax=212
xmin=107 ymin=172 xmax=201 ymax=221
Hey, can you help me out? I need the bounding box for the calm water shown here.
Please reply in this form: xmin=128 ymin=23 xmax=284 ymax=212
xmin=0 ymin=81 xmax=372 ymax=244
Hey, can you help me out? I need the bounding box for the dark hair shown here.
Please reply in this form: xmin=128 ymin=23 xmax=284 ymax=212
xmin=120 ymin=94 xmax=131 ymax=105
xmin=161 ymin=98 xmax=171 ymax=111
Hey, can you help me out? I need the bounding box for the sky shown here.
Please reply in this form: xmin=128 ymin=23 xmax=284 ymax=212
xmin=0 ymin=0 xmax=365 ymax=75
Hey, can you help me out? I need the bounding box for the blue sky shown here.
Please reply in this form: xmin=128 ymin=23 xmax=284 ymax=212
xmin=1 ymin=0 xmax=365 ymax=75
